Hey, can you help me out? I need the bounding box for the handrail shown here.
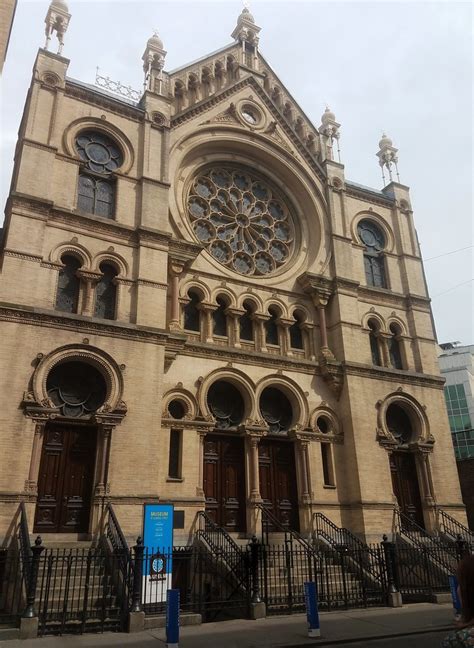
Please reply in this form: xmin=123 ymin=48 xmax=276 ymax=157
xmin=313 ymin=512 xmax=384 ymax=585
xmin=396 ymin=510 xmax=457 ymax=572
xmin=438 ymin=508 xmax=474 ymax=544
xmin=196 ymin=511 xmax=248 ymax=588
xmin=257 ymin=503 xmax=313 ymax=553
xmin=18 ymin=502 xmax=31 ymax=581
xmin=103 ymin=503 xmax=131 ymax=580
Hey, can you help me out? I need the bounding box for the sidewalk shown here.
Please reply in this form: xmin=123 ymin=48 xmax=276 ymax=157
xmin=0 ymin=603 xmax=455 ymax=647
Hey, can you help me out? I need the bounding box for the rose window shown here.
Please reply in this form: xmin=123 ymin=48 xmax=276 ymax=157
xmin=187 ymin=166 xmax=295 ymax=276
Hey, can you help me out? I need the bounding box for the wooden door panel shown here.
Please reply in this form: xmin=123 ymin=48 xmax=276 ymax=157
xmin=34 ymin=427 xmax=67 ymax=532
xmin=390 ymin=452 xmax=424 ymax=529
xmin=259 ymin=440 xmax=299 ymax=531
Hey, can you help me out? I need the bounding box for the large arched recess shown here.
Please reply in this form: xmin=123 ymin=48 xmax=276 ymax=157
xmin=168 ymin=127 xmax=331 ymax=283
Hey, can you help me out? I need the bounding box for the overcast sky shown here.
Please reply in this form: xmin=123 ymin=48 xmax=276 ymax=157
xmin=1 ymin=0 xmax=472 ymax=345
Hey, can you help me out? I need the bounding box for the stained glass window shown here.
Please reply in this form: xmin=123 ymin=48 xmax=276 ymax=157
xmin=260 ymin=387 xmax=293 ymax=434
xmin=358 ymin=220 xmax=387 ymax=288
xmin=47 ymin=361 xmax=107 ymax=418
xmin=55 ymin=254 xmax=81 ymax=313
xmin=386 ymin=404 xmax=413 ymax=445
xmin=187 ymin=165 xmax=295 ymax=276
xmin=94 ymin=263 xmax=118 ymax=320
xmin=207 ymin=381 xmax=244 ymax=429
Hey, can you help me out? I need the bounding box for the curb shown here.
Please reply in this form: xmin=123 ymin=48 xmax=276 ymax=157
xmin=281 ymin=624 xmax=453 ymax=647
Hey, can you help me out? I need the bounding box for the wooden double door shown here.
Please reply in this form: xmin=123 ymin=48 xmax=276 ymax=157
xmin=259 ymin=439 xmax=299 ymax=531
xmin=204 ymin=434 xmax=246 ymax=532
xmin=390 ymin=451 xmax=424 ymax=528
xmin=34 ymin=425 xmax=97 ymax=534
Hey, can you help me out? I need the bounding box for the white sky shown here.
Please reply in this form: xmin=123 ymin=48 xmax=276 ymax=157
xmin=1 ymin=0 xmax=472 ymax=345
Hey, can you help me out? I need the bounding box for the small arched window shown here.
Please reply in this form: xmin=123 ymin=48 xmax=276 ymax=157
xmin=389 ymin=323 xmax=403 ymax=369
xmin=240 ymin=300 xmax=254 ymax=342
xmin=184 ymin=290 xmax=201 ymax=332
xmin=357 ymin=220 xmax=387 ymax=288
xmin=290 ymin=311 xmax=304 ymax=350
xmin=213 ymin=296 xmax=228 ymax=337
xmin=55 ymin=254 xmax=82 ymax=313
xmin=75 ymin=130 xmax=123 ymax=219
xmin=265 ymin=307 xmax=279 ymax=346
xmin=368 ymin=319 xmax=382 ymax=366
xmin=94 ymin=263 xmax=118 ymax=320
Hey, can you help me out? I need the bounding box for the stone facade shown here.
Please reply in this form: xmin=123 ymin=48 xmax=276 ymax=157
xmin=0 ymin=6 xmax=466 ymax=545
xmin=0 ymin=0 xmax=17 ymax=72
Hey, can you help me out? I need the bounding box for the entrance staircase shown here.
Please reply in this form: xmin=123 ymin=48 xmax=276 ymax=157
xmin=437 ymin=508 xmax=474 ymax=549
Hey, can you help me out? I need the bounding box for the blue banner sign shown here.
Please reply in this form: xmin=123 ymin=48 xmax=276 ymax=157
xmin=166 ymin=589 xmax=180 ymax=648
xmin=304 ymin=581 xmax=320 ymax=638
xmin=449 ymin=574 xmax=461 ymax=614
xmin=143 ymin=503 xmax=174 ymax=605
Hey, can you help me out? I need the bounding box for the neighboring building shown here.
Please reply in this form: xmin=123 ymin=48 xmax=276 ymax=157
xmin=0 ymin=0 xmax=17 ymax=72
xmin=0 ymin=2 xmax=466 ymax=545
xmin=438 ymin=343 xmax=474 ymax=528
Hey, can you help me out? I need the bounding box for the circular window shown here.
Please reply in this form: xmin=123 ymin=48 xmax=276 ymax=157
xmin=47 ymin=361 xmax=107 ymax=418
xmin=260 ymin=387 xmax=293 ymax=434
xmin=168 ymin=399 xmax=187 ymax=419
xmin=357 ymin=220 xmax=385 ymax=252
xmin=241 ymin=104 xmax=261 ymax=126
xmin=75 ymin=131 xmax=123 ymax=174
xmin=207 ymin=381 xmax=245 ymax=429
xmin=187 ymin=166 xmax=295 ymax=276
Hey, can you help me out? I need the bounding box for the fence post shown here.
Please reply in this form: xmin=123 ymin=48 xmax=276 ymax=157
xmin=19 ymin=536 xmax=44 ymax=639
xmin=128 ymin=536 xmax=145 ymax=633
xmin=249 ymin=535 xmax=265 ymax=619
xmin=381 ymin=535 xmax=402 ymax=608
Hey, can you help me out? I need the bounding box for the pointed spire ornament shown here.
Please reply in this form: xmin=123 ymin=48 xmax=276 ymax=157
xmin=44 ymin=0 xmax=71 ymax=55
xmin=319 ymin=106 xmax=341 ymax=162
xmin=377 ymin=133 xmax=400 ymax=185
xmin=231 ymin=4 xmax=261 ymax=69
xmin=142 ymin=31 xmax=167 ymax=94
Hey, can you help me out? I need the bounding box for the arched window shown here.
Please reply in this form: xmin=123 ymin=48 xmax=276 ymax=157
xmin=389 ymin=323 xmax=403 ymax=369
xmin=289 ymin=311 xmax=304 ymax=350
xmin=213 ymin=296 xmax=228 ymax=337
xmin=357 ymin=220 xmax=387 ymax=288
xmin=55 ymin=254 xmax=82 ymax=313
xmin=368 ymin=319 xmax=382 ymax=366
xmin=239 ymin=300 xmax=254 ymax=342
xmin=386 ymin=403 xmax=413 ymax=444
xmin=183 ymin=290 xmax=201 ymax=332
xmin=265 ymin=307 xmax=279 ymax=346
xmin=94 ymin=263 xmax=118 ymax=320
xmin=47 ymin=361 xmax=107 ymax=418
xmin=207 ymin=381 xmax=245 ymax=429
xmin=260 ymin=387 xmax=293 ymax=434
xmin=75 ymin=131 xmax=123 ymax=219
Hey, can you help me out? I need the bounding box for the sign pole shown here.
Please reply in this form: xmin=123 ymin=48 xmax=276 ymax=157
xmin=304 ymin=581 xmax=320 ymax=638
xmin=166 ymin=588 xmax=180 ymax=648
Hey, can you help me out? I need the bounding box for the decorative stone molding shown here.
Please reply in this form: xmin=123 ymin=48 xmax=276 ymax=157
xmin=375 ymin=390 xmax=433 ymax=452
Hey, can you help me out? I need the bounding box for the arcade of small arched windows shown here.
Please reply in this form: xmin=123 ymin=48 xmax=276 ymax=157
xmin=180 ymin=288 xmax=316 ymax=359
xmin=366 ymin=316 xmax=407 ymax=371
xmin=53 ymin=250 xmax=128 ymax=321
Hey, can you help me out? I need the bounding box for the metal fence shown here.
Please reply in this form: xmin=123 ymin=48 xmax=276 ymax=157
xmin=0 ymin=546 xmax=25 ymax=625
xmin=395 ymin=541 xmax=458 ymax=602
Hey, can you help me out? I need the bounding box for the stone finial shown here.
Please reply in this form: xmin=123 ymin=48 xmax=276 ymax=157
xmin=44 ymin=0 xmax=71 ymax=55
xmin=319 ymin=106 xmax=341 ymax=162
xmin=142 ymin=31 xmax=167 ymax=94
xmin=231 ymin=5 xmax=261 ymax=48
xmin=377 ymin=132 xmax=400 ymax=184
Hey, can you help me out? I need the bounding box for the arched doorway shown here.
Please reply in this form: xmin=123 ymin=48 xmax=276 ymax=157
xmin=34 ymin=361 xmax=107 ymax=534
xmin=386 ymin=403 xmax=424 ymax=528
xmin=258 ymin=387 xmax=299 ymax=531
xmin=203 ymin=381 xmax=246 ymax=532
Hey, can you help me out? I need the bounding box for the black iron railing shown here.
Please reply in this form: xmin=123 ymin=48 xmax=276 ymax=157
xmin=313 ymin=513 xmax=384 ymax=586
xmin=196 ymin=511 xmax=248 ymax=591
xmin=103 ymin=503 xmax=131 ymax=579
xmin=438 ymin=508 xmax=474 ymax=545
xmin=256 ymin=503 xmax=313 ymax=553
xmin=395 ymin=510 xmax=458 ymax=574
xmin=18 ymin=502 xmax=31 ymax=583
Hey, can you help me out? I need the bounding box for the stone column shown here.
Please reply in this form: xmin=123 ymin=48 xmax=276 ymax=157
xmin=199 ymin=303 xmax=216 ymax=344
xmin=96 ymin=425 xmax=112 ymax=495
xmin=25 ymin=422 xmax=46 ymax=493
xmin=292 ymin=431 xmax=314 ymax=533
xmin=311 ymin=291 xmax=334 ymax=359
xmin=254 ymin=314 xmax=269 ymax=352
xmin=168 ymin=260 xmax=186 ymax=331
xmin=226 ymin=307 xmax=244 ymax=348
xmin=196 ymin=430 xmax=207 ymax=498
xmin=302 ymin=323 xmax=315 ymax=360
xmin=418 ymin=450 xmax=436 ymax=531
xmin=279 ymin=318 xmax=293 ymax=356
xmin=77 ymin=270 xmax=102 ymax=317
xmin=379 ymin=333 xmax=391 ymax=368
xmin=248 ymin=435 xmax=262 ymax=500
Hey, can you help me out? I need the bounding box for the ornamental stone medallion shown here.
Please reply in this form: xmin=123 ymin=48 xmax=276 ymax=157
xmin=187 ymin=165 xmax=295 ymax=276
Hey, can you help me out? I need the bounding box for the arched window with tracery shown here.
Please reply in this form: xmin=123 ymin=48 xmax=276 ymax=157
xmin=239 ymin=300 xmax=254 ymax=342
xmin=357 ymin=220 xmax=387 ymax=288
xmin=94 ymin=262 xmax=118 ymax=320
xmin=183 ymin=290 xmax=201 ymax=332
xmin=47 ymin=361 xmax=107 ymax=418
xmin=207 ymin=381 xmax=245 ymax=429
xmin=368 ymin=319 xmax=382 ymax=366
xmin=213 ymin=296 xmax=228 ymax=337
xmin=289 ymin=311 xmax=304 ymax=350
xmin=389 ymin=323 xmax=404 ymax=369
xmin=55 ymin=254 xmax=82 ymax=313
xmin=75 ymin=130 xmax=123 ymax=219
xmin=260 ymin=387 xmax=293 ymax=434
xmin=265 ymin=307 xmax=279 ymax=346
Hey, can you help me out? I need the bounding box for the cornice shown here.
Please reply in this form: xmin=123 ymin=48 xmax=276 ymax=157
xmin=65 ymin=81 xmax=145 ymax=122
xmin=0 ymin=304 xmax=170 ymax=345
xmin=3 ymin=249 xmax=42 ymax=263
xmin=345 ymin=183 xmax=395 ymax=208
xmin=343 ymin=361 xmax=445 ymax=388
